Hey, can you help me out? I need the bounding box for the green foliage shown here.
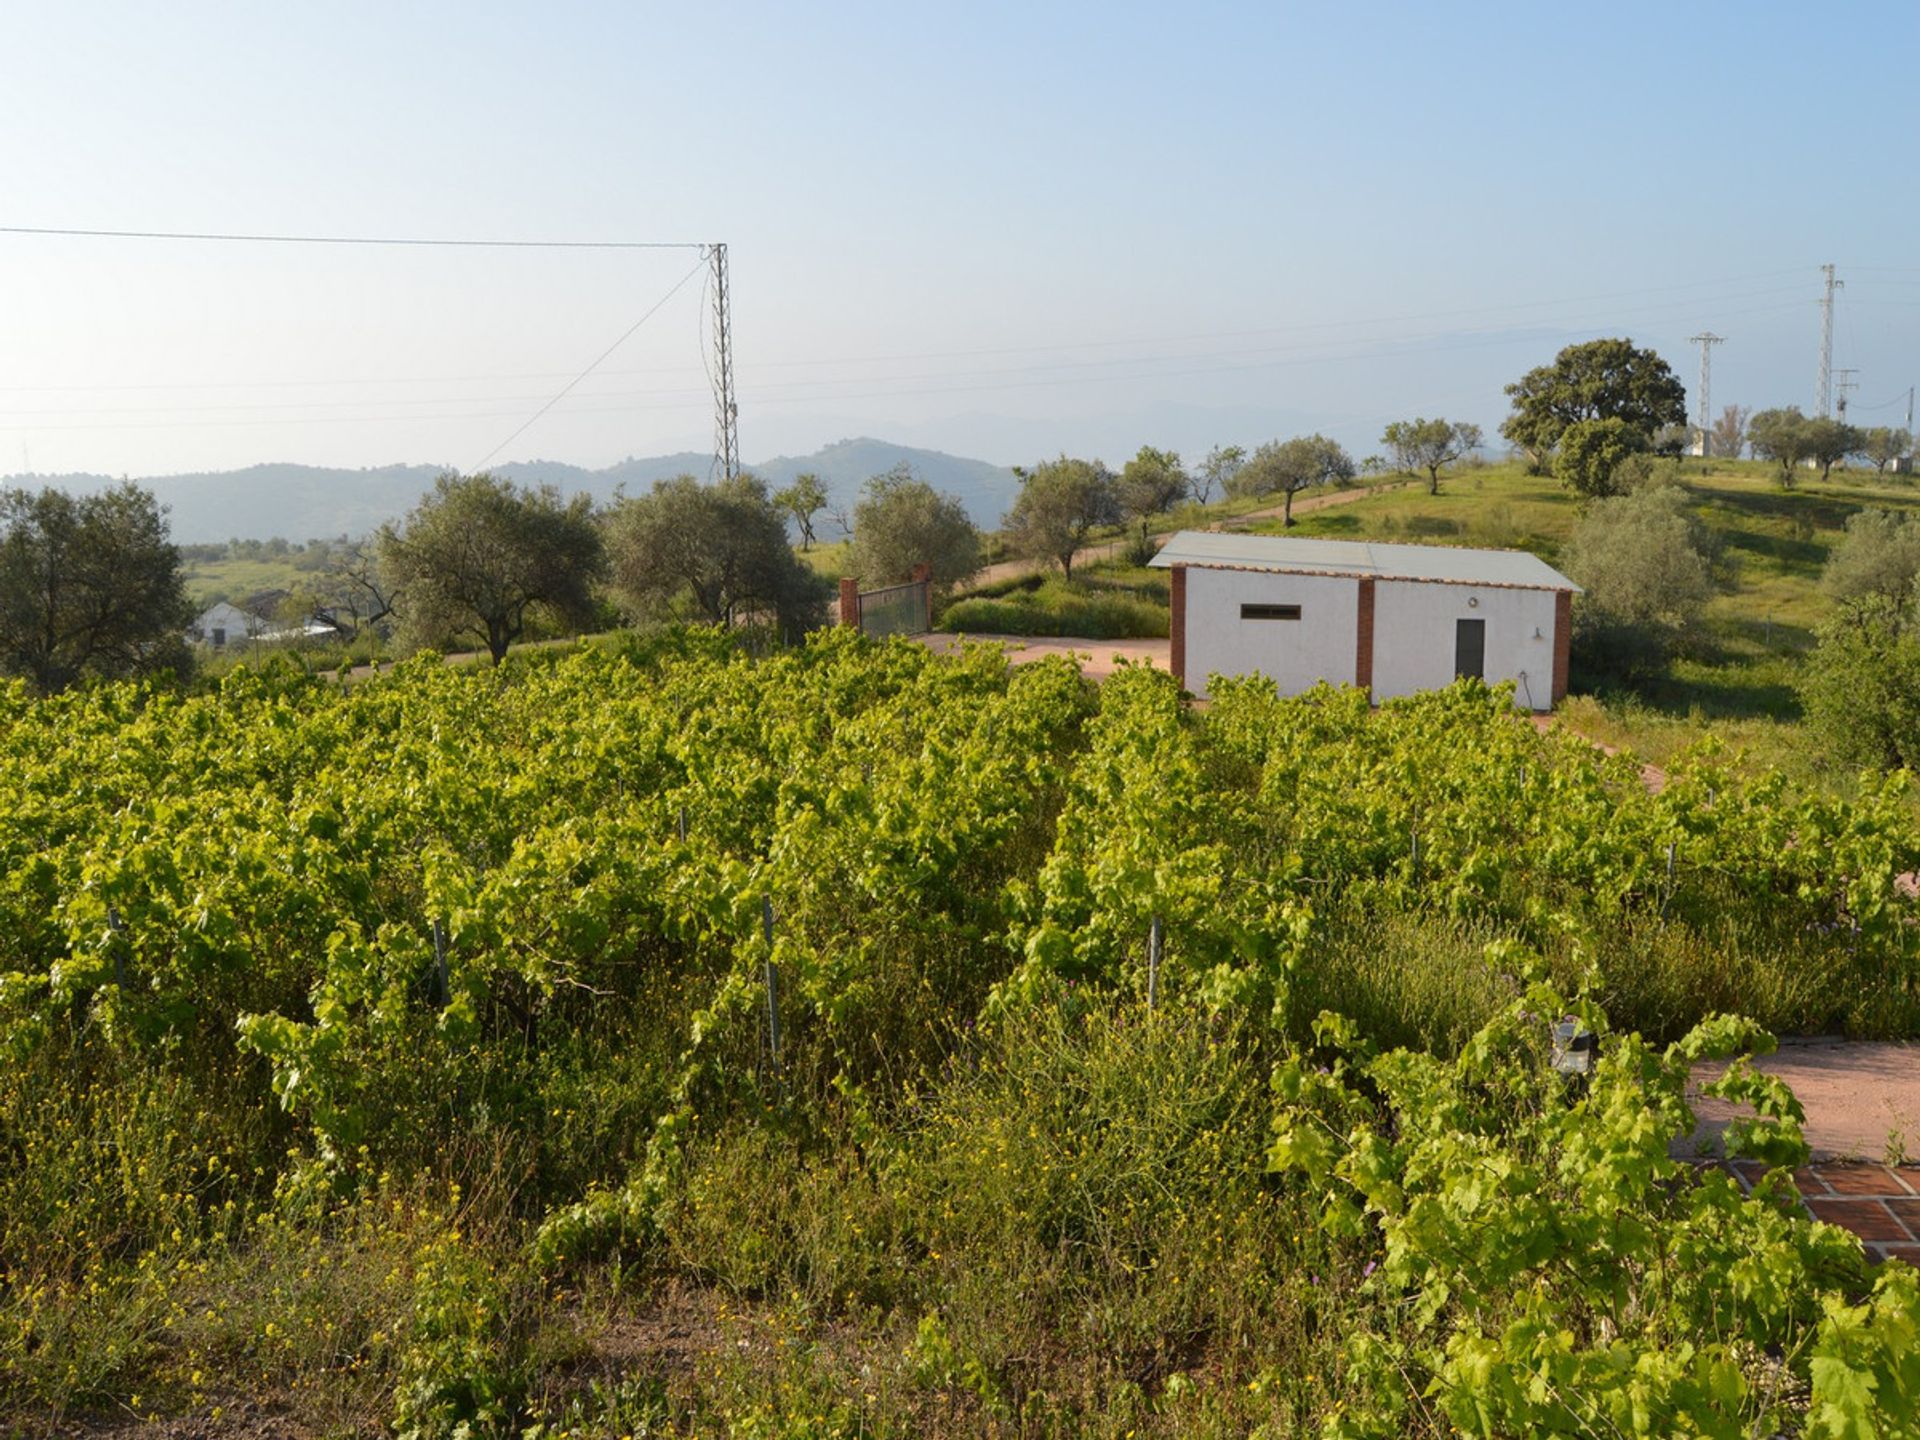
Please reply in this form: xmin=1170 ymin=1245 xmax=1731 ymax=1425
xmin=1002 ymin=455 xmax=1120 ymax=581
xmin=604 ymin=472 xmax=828 ymax=641
xmin=6 ymin=634 xmax=1920 ymax=1431
xmin=1192 ymin=443 xmax=1246 ymax=505
xmin=1554 ymin=415 xmax=1651 ymax=498
xmin=0 ymin=482 xmax=194 ymax=692
xmin=1381 ymin=417 xmax=1483 ymax=495
xmin=380 ymin=471 xmax=604 ymax=664
xmin=939 ymin=575 xmax=1168 ymax=639
xmin=846 ymin=462 xmax=982 ymax=591
xmin=1858 ymin=426 xmax=1914 ymax=474
xmin=1270 ymin=990 xmax=1880 ymax=1439
xmin=1501 ymin=338 xmax=1687 ymax=470
xmin=1563 ymin=485 xmax=1714 ymax=678
xmin=1823 ymin=509 xmax=1920 ymax=606
xmin=1115 ymin=446 xmax=1189 ymax=546
xmin=1744 ymin=407 xmax=1866 ymax=488
xmin=1802 ymin=594 xmax=1920 ymax=771
xmin=772 ymin=471 xmax=829 ymax=551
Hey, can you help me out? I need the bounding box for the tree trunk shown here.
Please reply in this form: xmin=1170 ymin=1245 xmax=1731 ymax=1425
xmin=1283 ymin=489 xmax=1295 ymax=527
xmin=1427 ymin=466 xmax=1442 ymax=496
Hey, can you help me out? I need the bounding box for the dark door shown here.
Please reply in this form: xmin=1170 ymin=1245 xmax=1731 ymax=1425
xmin=1454 ymin=618 xmax=1485 ymax=680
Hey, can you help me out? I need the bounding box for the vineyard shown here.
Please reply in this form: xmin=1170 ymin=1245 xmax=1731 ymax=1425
xmin=5 ymin=631 xmax=1920 ymax=1436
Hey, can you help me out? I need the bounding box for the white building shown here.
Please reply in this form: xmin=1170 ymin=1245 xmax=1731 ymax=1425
xmin=1150 ymin=531 xmax=1580 ymax=711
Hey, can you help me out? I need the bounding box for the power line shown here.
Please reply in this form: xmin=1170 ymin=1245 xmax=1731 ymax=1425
xmin=468 ymin=254 xmax=707 ymax=471
xmin=0 ymin=224 xmax=700 ymax=250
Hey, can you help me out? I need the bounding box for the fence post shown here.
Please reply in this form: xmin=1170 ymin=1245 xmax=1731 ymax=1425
xmin=762 ymin=896 xmax=782 ymax=1075
xmin=910 ymin=563 xmax=932 ymax=633
xmin=1147 ymin=915 xmax=1162 ymax=1014
xmin=432 ymin=919 xmax=450 ymax=1007
xmin=838 ymin=576 xmax=860 ymax=630
xmin=107 ymin=906 xmax=127 ymax=992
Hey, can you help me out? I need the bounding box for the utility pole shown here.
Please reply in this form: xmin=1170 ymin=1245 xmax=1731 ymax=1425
xmin=705 ymin=242 xmax=739 ymax=481
xmin=1816 ymin=263 xmax=1843 ymax=418
xmin=1689 ymin=332 xmax=1723 ymax=454
xmin=1835 ymin=368 xmax=1859 ymax=420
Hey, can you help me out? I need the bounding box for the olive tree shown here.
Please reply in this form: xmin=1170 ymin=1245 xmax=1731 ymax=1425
xmin=847 ymin=463 xmax=981 ymax=591
xmin=605 ymin=473 xmax=826 ymax=642
xmin=1857 ymin=427 xmax=1913 ymax=475
xmin=380 ymin=471 xmax=604 ymax=664
xmin=1561 ymin=485 xmax=1713 ymax=678
xmin=1822 ymin=509 xmax=1920 ymax=607
xmin=1003 ymin=456 xmax=1118 ymax=582
xmin=1748 ymin=408 xmax=1813 ymax=488
xmin=1115 ymin=446 xmax=1188 ymax=554
xmin=1380 ymin=417 xmax=1482 ymax=495
xmin=1191 ymin=444 xmax=1244 ymax=506
xmin=773 ymin=472 xmax=829 ymax=551
xmin=0 ymin=483 xmax=193 ymax=691
xmin=1231 ymin=434 xmax=1355 ymax=526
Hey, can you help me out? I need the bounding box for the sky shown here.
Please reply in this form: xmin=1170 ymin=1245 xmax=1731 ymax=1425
xmin=1 ymin=1 xmax=1917 ymax=480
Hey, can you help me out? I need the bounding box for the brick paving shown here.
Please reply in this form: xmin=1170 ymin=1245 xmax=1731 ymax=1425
xmin=1722 ymin=1161 xmax=1920 ymax=1264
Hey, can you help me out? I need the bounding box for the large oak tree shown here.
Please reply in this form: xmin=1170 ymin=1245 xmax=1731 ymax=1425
xmin=1501 ymin=338 xmax=1687 ymax=470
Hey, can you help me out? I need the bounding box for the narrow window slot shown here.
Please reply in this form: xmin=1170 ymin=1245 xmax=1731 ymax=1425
xmin=1240 ymin=603 xmax=1301 ymax=621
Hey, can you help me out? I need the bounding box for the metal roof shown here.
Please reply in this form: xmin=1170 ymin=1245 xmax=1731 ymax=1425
xmin=1147 ymin=530 xmax=1580 ymax=592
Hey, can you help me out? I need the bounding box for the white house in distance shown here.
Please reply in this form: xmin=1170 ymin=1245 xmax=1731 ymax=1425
xmin=1149 ymin=531 xmax=1580 ymax=712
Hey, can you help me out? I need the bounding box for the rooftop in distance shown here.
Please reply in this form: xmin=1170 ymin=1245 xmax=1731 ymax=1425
xmin=1147 ymin=530 xmax=1580 ymax=592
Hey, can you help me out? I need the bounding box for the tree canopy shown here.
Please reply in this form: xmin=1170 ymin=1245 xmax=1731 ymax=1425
xmin=1561 ymin=484 xmax=1713 ymax=678
xmin=1823 ymin=510 xmax=1920 ymax=608
xmin=0 ymin=483 xmax=194 ymax=692
xmin=1003 ymin=456 xmax=1119 ymax=582
xmin=847 ymin=463 xmax=981 ymax=592
xmin=379 ymin=471 xmax=604 ymax=664
xmin=605 ymin=473 xmax=826 ymax=643
xmin=1500 ymin=338 xmax=1687 ymax=469
xmin=1231 ymin=435 xmax=1355 ymax=526
xmin=1380 ymin=418 xmax=1482 ymax=495
xmin=1747 ymin=409 xmax=1861 ymax=487
xmin=1554 ymin=416 xmax=1651 ymax=499
xmin=1115 ymin=446 xmax=1188 ymax=551
xmin=773 ymin=473 xmax=829 ymax=551
xmin=1747 ymin=408 xmax=1813 ymax=487
xmin=1192 ymin=444 xmax=1244 ymax=505
xmin=1857 ymin=427 xmax=1912 ymax=475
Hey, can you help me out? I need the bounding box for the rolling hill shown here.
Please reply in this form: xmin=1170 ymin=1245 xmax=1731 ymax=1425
xmin=6 ymin=439 xmax=1021 ymax=544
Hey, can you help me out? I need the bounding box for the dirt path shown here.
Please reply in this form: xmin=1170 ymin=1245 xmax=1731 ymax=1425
xmin=971 ymin=480 xmax=1417 ymax=588
xmin=916 ymin=631 xmax=1169 ymax=681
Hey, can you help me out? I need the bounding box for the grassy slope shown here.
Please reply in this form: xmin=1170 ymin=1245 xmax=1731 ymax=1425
xmin=1218 ymin=457 xmax=1919 ymax=783
xmin=179 ymin=553 xmax=312 ymax=608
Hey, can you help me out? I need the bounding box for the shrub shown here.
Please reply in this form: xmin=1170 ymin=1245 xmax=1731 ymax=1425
xmin=1563 ymin=485 xmax=1713 ymax=678
xmin=1801 ymin=594 xmax=1920 ymax=771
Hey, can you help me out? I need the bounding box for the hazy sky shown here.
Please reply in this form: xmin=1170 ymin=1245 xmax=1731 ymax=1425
xmin=3 ymin=1 xmax=1917 ymax=478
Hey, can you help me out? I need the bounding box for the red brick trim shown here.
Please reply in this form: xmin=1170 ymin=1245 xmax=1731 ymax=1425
xmin=1551 ymin=590 xmax=1572 ymax=704
xmin=1169 ymin=565 xmax=1187 ymax=688
xmin=1355 ymin=577 xmax=1375 ymax=699
xmin=839 ymin=576 xmax=860 ymax=628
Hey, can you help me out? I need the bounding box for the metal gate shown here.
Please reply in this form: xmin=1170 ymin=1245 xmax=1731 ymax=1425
xmin=838 ymin=566 xmax=932 ymax=637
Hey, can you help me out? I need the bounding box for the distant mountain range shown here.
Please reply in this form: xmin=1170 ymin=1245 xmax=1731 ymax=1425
xmin=4 ymin=438 xmax=1022 ymax=544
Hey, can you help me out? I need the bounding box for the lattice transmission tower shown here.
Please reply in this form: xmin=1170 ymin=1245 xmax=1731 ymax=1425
xmin=1689 ymin=332 xmax=1723 ymax=453
xmin=705 ymin=242 xmax=739 ymax=481
xmin=1816 ymin=263 xmax=1843 ymax=418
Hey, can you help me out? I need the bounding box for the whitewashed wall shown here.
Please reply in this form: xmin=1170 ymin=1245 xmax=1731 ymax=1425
xmin=1371 ymin=579 xmax=1558 ymax=710
xmin=1183 ymin=568 xmax=1359 ymax=699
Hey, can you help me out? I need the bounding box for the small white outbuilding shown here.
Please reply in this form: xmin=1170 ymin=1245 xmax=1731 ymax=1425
xmin=1149 ymin=531 xmax=1580 ymax=711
